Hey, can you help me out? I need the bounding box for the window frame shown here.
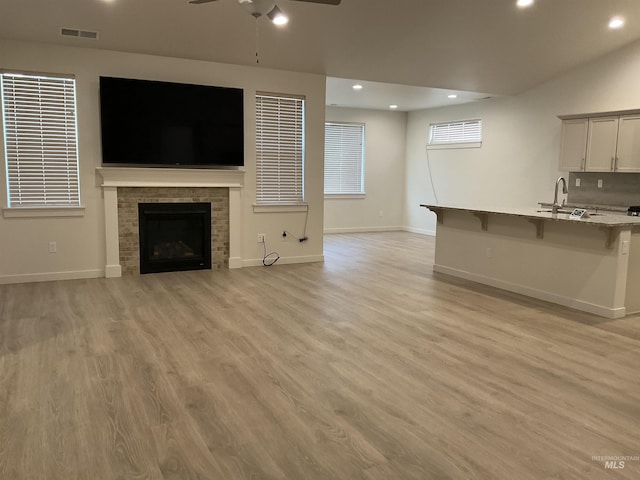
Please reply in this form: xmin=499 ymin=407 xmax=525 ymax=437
xmin=254 ymin=92 xmax=306 ymax=208
xmin=1 ymin=70 xmax=82 ymax=217
xmin=427 ymin=118 xmax=482 ymax=150
xmin=324 ymin=121 xmax=365 ymax=197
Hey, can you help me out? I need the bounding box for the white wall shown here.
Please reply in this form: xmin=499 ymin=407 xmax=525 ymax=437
xmin=0 ymin=39 xmax=326 ymax=283
xmin=324 ymin=106 xmax=407 ymax=233
xmin=404 ymin=38 xmax=640 ymax=236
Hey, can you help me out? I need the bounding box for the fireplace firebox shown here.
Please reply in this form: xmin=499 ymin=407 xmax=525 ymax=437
xmin=138 ymin=202 xmax=212 ymax=274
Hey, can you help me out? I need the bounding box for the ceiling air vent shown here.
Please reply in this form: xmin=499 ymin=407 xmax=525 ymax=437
xmin=60 ymin=28 xmax=99 ymax=40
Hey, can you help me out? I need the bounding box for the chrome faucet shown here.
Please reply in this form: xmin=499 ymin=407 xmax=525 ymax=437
xmin=552 ymin=176 xmax=568 ymax=214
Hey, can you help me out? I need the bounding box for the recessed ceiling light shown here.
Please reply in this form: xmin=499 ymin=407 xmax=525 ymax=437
xmin=389 ymin=104 xmax=398 ymax=110
xmin=352 ymin=84 xmax=363 ymax=91
xmin=516 ymin=0 xmax=534 ymax=8
xmin=609 ymin=16 xmax=625 ymax=29
xmin=448 ymin=94 xmax=458 ymax=99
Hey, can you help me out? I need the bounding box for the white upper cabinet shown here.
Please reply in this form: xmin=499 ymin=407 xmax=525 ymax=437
xmin=559 ymin=110 xmax=640 ymax=173
xmin=586 ymin=116 xmax=619 ymax=172
xmin=615 ymin=115 xmax=640 ymax=172
xmin=559 ymin=119 xmax=588 ymax=171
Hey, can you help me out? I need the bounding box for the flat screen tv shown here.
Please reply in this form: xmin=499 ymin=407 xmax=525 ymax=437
xmin=99 ymin=76 xmax=244 ymax=167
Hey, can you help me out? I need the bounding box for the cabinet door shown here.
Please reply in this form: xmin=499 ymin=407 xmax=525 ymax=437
xmin=615 ymin=115 xmax=640 ymax=172
xmin=559 ymin=119 xmax=588 ymax=171
xmin=586 ymin=117 xmax=619 ymax=172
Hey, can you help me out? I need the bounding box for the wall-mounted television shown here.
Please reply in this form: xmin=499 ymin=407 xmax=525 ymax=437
xmin=99 ymin=76 xmax=244 ymax=168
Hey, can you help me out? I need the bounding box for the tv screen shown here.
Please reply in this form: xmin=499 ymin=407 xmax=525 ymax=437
xmin=99 ymin=77 xmax=244 ymax=167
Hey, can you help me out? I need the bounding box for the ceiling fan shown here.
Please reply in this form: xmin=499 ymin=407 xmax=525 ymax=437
xmin=189 ymin=0 xmax=342 ymax=26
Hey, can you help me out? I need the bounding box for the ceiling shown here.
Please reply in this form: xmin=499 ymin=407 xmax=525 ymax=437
xmin=2 ymin=0 xmax=640 ymax=110
xmin=326 ymin=77 xmax=494 ymax=112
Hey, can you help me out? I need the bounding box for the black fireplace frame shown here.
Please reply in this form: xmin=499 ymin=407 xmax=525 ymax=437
xmin=138 ymin=202 xmax=212 ymax=274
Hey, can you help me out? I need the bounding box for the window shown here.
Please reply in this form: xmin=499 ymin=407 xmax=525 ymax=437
xmin=1 ymin=72 xmax=80 ymax=208
xmin=428 ymin=119 xmax=482 ymax=149
xmin=324 ymin=122 xmax=365 ymax=195
xmin=255 ymin=93 xmax=305 ymax=205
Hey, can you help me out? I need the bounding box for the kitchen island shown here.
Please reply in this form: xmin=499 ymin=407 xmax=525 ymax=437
xmin=421 ymin=204 xmax=640 ymax=318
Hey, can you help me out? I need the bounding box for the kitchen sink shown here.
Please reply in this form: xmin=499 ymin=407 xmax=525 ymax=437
xmin=536 ymin=209 xmax=571 ymax=214
xmin=536 ymin=209 xmax=602 ymax=216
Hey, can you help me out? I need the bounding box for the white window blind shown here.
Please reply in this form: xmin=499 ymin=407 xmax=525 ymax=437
xmin=324 ymin=122 xmax=364 ymax=195
xmin=429 ymin=119 xmax=482 ymax=146
xmin=255 ymin=93 xmax=304 ymax=204
xmin=1 ymin=72 xmax=80 ymax=207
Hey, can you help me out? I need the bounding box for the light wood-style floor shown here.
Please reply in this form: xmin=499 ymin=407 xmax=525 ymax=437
xmin=1 ymin=232 xmax=639 ymax=479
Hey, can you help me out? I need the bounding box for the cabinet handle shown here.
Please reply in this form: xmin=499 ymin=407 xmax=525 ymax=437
xmin=581 ymin=158 xmax=585 ymax=171
xmin=615 ymin=156 xmax=619 ymax=171
xmin=611 ymin=157 xmax=615 ymax=171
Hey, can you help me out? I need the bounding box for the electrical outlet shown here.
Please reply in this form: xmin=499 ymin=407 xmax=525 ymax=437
xmin=598 ymin=179 xmax=603 ymax=188
xmin=257 ymin=233 xmax=265 ymax=243
xmin=575 ymin=178 xmax=581 ymax=187
xmin=486 ymin=247 xmax=492 ymax=258
xmin=48 ymin=241 xmax=57 ymax=253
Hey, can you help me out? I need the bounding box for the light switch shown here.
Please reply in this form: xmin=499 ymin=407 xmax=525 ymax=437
xmin=597 ymin=179 xmax=603 ymax=188
xmin=575 ymin=178 xmax=581 ymax=187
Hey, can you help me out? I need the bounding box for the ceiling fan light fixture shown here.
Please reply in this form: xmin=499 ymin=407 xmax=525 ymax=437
xmin=268 ymin=5 xmax=289 ymax=25
xmin=239 ymin=0 xmax=275 ymax=18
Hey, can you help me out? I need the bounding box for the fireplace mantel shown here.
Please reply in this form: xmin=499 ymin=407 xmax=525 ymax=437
xmin=97 ymin=167 xmax=245 ymax=277
xmin=96 ymin=167 xmax=245 ymax=188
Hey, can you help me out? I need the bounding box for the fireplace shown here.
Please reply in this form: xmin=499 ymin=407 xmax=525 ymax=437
xmin=97 ymin=168 xmax=243 ymax=277
xmin=138 ymin=202 xmax=212 ymax=274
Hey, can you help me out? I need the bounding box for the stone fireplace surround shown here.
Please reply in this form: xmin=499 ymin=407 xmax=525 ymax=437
xmin=97 ymin=167 xmax=244 ymax=277
xmin=119 ymin=188 xmax=225 ymax=275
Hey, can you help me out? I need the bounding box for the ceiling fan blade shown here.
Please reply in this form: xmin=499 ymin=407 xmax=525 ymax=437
xmin=189 ymin=0 xmax=220 ymax=4
xmin=290 ymin=0 xmax=341 ymax=5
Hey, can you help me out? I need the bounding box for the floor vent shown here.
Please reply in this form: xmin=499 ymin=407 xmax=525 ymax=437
xmin=61 ymin=28 xmax=99 ymax=40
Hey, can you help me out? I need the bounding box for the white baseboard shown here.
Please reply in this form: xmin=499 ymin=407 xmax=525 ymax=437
xmin=105 ymin=264 xmax=122 ymax=278
xmin=323 ymin=226 xmax=404 ymax=234
xmin=0 ymin=269 xmax=105 ymax=285
xmin=243 ymin=254 xmax=324 ymax=268
xmin=433 ymin=264 xmax=626 ymax=319
xmin=228 ymin=257 xmax=243 ymax=269
xmin=403 ymin=226 xmax=436 ymax=236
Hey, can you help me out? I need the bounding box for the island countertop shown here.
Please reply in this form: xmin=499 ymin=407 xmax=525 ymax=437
xmin=420 ymin=204 xmax=640 ymax=228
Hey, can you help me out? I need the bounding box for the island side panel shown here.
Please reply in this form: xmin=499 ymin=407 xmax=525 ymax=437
xmin=433 ymin=209 xmax=629 ymax=318
xmin=624 ymin=230 xmax=640 ymax=315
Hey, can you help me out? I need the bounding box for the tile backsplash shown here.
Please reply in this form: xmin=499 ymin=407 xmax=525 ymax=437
xmin=567 ymin=172 xmax=640 ymax=208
